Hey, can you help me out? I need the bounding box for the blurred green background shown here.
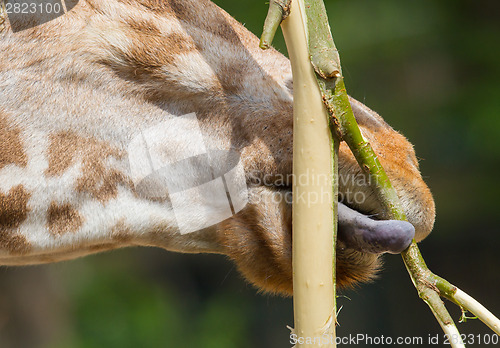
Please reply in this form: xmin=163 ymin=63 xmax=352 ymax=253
xmin=0 ymin=0 xmax=499 ymax=347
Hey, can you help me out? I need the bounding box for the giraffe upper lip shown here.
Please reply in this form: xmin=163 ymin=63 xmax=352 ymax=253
xmin=252 ymin=182 xmax=414 ymax=254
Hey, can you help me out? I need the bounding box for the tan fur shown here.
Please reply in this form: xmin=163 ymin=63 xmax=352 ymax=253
xmin=0 ymin=0 xmax=435 ymax=295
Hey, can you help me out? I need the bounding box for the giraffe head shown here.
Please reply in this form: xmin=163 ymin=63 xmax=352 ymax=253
xmin=0 ymin=0 xmax=435 ymax=296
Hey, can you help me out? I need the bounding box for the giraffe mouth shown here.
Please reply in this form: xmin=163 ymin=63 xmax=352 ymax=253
xmin=336 ymin=202 xmax=414 ymax=254
xmin=259 ymin=183 xmax=415 ymax=255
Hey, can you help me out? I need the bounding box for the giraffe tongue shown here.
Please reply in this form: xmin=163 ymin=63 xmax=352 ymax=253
xmin=337 ymin=202 xmax=415 ymax=254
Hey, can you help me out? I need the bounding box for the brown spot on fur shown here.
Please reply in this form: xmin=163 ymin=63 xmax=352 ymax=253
xmin=120 ymin=0 xmax=166 ymax=12
xmin=47 ymin=201 xmax=83 ymax=236
xmin=120 ymin=0 xmax=241 ymax=45
xmin=111 ymin=220 xmax=133 ymax=243
xmin=100 ymin=27 xmax=195 ymax=81
xmin=0 ymin=185 xmax=31 ymax=229
xmin=166 ymin=0 xmax=241 ymax=45
xmin=45 ymin=132 xmax=79 ymax=177
xmin=124 ymin=17 xmax=161 ymax=37
xmin=120 ymin=15 xmax=194 ymax=74
xmin=46 ymin=131 xmax=130 ymax=203
xmin=76 ymin=168 xmax=128 ymax=203
xmin=216 ymin=61 xmax=245 ymax=95
xmin=0 ymin=234 xmax=31 ymax=255
xmin=0 ymin=185 xmax=32 ymax=254
xmin=0 ymin=112 xmax=28 ymax=170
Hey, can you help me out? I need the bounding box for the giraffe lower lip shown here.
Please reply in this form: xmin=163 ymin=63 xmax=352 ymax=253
xmin=254 ymin=182 xmax=414 ymax=254
xmin=337 ymin=203 xmax=415 ymax=254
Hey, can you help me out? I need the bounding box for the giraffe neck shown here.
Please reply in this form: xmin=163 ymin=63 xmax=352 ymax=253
xmin=0 ymin=0 xmax=435 ymax=295
xmin=0 ymin=0 xmax=293 ymax=264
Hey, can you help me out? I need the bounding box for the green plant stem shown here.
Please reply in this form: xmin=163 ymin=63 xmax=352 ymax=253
xmin=320 ymin=75 xmax=463 ymax=344
xmin=320 ymin=77 xmax=405 ymax=220
xmin=259 ymin=0 xmax=291 ymax=49
xmin=303 ymin=0 xmax=341 ymax=79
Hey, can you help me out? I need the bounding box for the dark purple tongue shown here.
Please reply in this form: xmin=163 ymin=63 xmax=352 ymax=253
xmin=337 ymin=203 xmax=415 ymax=254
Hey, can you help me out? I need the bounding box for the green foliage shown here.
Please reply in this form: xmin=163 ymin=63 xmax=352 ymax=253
xmin=48 ymin=254 xmax=252 ymax=348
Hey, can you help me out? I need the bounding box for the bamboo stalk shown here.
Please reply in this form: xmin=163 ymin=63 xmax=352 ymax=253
xmin=281 ymin=1 xmax=337 ymax=346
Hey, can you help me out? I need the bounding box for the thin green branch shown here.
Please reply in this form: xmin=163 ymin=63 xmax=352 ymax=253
xmin=319 ymin=77 xmax=405 ymax=220
xmin=454 ymin=289 xmax=500 ymax=334
xmin=320 ymin=73 xmax=463 ymax=346
xmin=260 ymin=0 xmax=291 ymax=49
xmin=303 ymin=0 xmax=340 ymax=79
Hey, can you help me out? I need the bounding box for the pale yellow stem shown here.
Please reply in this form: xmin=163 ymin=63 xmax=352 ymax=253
xmin=455 ymin=288 xmax=500 ymax=335
xmin=282 ymin=1 xmax=337 ymax=347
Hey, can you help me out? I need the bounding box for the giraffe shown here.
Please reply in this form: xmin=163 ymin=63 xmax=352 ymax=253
xmin=0 ymin=0 xmax=435 ymax=295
